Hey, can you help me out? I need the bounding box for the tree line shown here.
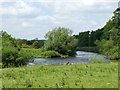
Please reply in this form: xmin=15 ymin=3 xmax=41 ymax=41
xmin=74 ymin=8 xmax=120 ymax=60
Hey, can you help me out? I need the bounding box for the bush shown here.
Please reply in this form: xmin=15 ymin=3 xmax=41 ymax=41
xmin=16 ymin=50 xmax=32 ymax=66
xmin=2 ymin=46 xmax=31 ymax=67
xmin=2 ymin=46 xmax=19 ymax=67
xmin=2 ymin=31 xmax=32 ymax=67
xmin=96 ymin=39 xmax=119 ymax=60
xmin=40 ymin=50 xmax=61 ymax=58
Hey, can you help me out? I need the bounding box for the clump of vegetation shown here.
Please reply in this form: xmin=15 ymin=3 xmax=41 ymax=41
xmin=40 ymin=50 xmax=61 ymax=58
xmin=95 ymin=8 xmax=120 ymax=60
xmin=2 ymin=31 xmax=31 ymax=68
xmin=44 ymin=27 xmax=78 ymax=56
xmin=21 ymin=48 xmax=61 ymax=58
xmin=32 ymin=41 xmax=42 ymax=49
xmin=88 ymin=59 xmax=105 ymax=64
xmin=25 ymin=78 xmax=33 ymax=87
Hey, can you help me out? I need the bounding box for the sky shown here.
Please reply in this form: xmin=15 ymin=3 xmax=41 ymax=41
xmin=0 ymin=0 xmax=119 ymax=40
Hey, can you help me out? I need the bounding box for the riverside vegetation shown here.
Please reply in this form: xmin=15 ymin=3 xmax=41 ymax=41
xmin=1 ymin=7 xmax=120 ymax=88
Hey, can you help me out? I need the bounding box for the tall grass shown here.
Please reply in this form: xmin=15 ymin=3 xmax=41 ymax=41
xmin=2 ymin=62 xmax=118 ymax=88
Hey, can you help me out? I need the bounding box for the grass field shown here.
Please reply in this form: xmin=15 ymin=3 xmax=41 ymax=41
xmin=2 ymin=62 xmax=118 ymax=88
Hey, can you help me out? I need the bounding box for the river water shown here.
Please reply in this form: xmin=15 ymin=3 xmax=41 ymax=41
xmin=27 ymin=51 xmax=110 ymax=66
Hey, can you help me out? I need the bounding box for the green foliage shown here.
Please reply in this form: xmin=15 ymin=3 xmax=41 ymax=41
xmin=77 ymin=47 xmax=99 ymax=53
xmin=44 ymin=27 xmax=78 ymax=56
xmin=21 ymin=48 xmax=61 ymax=58
xmin=2 ymin=31 xmax=17 ymax=47
xmin=17 ymin=39 xmax=45 ymax=48
xmin=96 ymin=39 xmax=119 ymax=60
xmin=2 ymin=46 xmax=31 ymax=67
xmin=74 ymin=29 xmax=103 ymax=48
xmin=21 ymin=48 xmax=42 ymax=58
xmin=2 ymin=46 xmax=19 ymax=67
xmin=96 ymin=8 xmax=120 ymax=60
xmin=2 ymin=62 xmax=118 ymax=88
xmin=74 ymin=31 xmax=90 ymax=47
xmin=40 ymin=50 xmax=61 ymax=58
xmin=16 ymin=50 xmax=32 ymax=65
xmin=2 ymin=31 xmax=31 ymax=67
xmin=0 ymin=63 xmax=2 ymax=68
xmin=25 ymin=78 xmax=33 ymax=87
xmin=32 ymin=41 xmax=40 ymax=49
xmin=88 ymin=59 xmax=105 ymax=64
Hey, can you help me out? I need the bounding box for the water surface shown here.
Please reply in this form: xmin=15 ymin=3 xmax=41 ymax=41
xmin=27 ymin=51 xmax=110 ymax=66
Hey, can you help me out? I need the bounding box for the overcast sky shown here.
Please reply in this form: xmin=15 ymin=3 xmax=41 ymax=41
xmin=0 ymin=0 xmax=119 ymax=40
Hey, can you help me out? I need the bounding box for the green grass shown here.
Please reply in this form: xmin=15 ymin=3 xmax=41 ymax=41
xmin=21 ymin=48 xmax=43 ymax=58
xmin=21 ymin=48 xmax=67 ymax=58
xmin=2 ymin=62 xmax=118 ymax=88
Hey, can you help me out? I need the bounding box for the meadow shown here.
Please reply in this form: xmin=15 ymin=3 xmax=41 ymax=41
xmin=2 ymin=62 xmax=118 ymax=88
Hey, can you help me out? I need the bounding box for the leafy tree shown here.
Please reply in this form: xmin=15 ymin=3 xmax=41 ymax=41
xmin=96 ymin=8 xmax=120 ymax=60
xmin=74 ymin=29 xmax=103 ymax=48
xmin=89 ymin=29 xmax=103 ymax=46
xmin=44 ymin=27 xmax=78 ymax=56
xmin=2 ymin=31 xmax=31 ymax=67
xmin=32 ymin=41 xmax=40 ymax=49
xmin=77 ymin=31 xmax=90 ymax=47
xmin=2 ymin=31 xmax=17 ymax=47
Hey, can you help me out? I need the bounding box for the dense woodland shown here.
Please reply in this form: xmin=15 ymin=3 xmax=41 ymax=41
xmin=1 ymin=7 xmax=120 ymax=68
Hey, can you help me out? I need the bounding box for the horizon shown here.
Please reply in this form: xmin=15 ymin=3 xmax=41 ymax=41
xmin=1 ymin=0 xmax=119 ymax=40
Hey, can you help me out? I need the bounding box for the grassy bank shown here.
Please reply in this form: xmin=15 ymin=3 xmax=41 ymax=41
xmin=77 ymin=47 xmax=99 ymax=53
xmin=2 ymin=62 xmax=118 ymax=88
xmin=21 ymin=48 xmax=68 ymax=58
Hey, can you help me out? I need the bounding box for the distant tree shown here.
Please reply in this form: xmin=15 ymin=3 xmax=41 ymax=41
xmin=32 ymin=41 xmax=40 ymax=49
xmin=75 ymin=31 xmax=90 ymax=47
xmin=44 ymin=27 xmax=78 ymax=56
xmin=96 ymin=8 xmax=120 ymax=60
xmin=89 ymin=29 xmax=103 ymax=46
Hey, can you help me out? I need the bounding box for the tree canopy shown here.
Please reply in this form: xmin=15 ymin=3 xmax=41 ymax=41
xmin=96 ymin=8 xmax=120 ymax=60
xmin=2 ymin=31 xmax=31 ymax=67
xmin=44 ymin=27 xmax=78 ymax=56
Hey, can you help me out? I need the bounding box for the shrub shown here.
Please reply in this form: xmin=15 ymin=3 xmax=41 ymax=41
xmin=2 ymin=46 xmax=19 ymax=67
xmin=16 ymin=50 xmax=32 ymax=66
xmin=40 ymin=50 xmax=61 ymax=58
xmin=2 ymin=46 xmax=31 ymax=67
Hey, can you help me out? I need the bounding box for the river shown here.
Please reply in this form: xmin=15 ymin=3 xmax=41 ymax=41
xmin=27 ymin=51 xmax=111 ymax=66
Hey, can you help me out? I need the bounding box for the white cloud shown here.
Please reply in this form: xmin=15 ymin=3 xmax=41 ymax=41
xmin=22 ymin=22 xmax=34 ymax=28
xmin=0 ymin=0 xmax=40 ymax=17
xmin=1 ymin=0 xmax=119 ymax=39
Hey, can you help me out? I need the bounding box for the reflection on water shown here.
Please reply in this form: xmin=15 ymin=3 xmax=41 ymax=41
xmin=27 ymin=51 xmax=110 ymax=66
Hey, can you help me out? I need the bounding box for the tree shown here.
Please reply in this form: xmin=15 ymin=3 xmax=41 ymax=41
xmin=77 ymin=31 xmax=90 ymax=47
xmin=32 ymin=41 xmax=40 ymax=49
xmin=96 ymin=8 xmax=120 ymax=60
xmin=44 ymin=27 xmax=78 ymax=56
xmin=2 ymin=31 xmax=31 ymax=67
